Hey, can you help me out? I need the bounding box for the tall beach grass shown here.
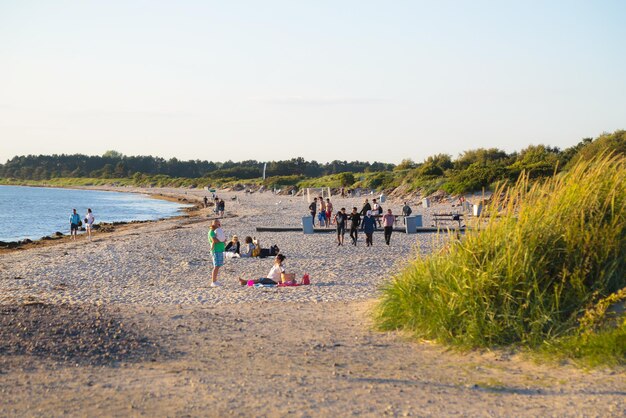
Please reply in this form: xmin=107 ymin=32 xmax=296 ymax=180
xmin=375 ymin=154 xmax=626 ymax=358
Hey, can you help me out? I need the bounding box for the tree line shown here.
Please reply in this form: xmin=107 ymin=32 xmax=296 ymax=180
xmin=0 ymin=151 xmax=393 ymax=181
xmin=1 ymin=130 xmax=624 ymax=194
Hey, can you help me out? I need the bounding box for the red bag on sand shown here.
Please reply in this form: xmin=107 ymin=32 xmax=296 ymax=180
xmin=301 ymin=274 xmax=310 ymax=285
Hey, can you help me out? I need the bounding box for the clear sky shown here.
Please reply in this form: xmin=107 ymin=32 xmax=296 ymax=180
xmin=1 ymin=0 xmax=625 ymax=164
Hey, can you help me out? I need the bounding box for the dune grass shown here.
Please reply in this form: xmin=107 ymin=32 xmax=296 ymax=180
xmin=375 ymin=154 xmax=626 ymax=363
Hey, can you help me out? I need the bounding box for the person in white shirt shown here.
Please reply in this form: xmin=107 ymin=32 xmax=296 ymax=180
xmin=239 ymin=254 xmax=286 ymax=286
xmin=85 ymin=208 xmax=95 ymax=241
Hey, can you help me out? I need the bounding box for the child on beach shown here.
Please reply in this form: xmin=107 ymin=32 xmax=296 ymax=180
xmin=240 ymin=236 xmax=256 ymax=258
xmin=239 ymin=254 xmax=287 ymax=286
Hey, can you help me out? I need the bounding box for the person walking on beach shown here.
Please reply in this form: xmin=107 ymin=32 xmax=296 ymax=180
xmin=208 ymin=219 xmax=226 ymax=287
xmin=239 ymin=254 xmax=287 ymax=286
xmin=362 ymin=210 xmax=376 ymax=246
xmin=334 ymin=208 xmax=347 ymax=246
xmin=84 ymin=208 xmax=95 ymax=241
xmin=359 ymin=199 xmax=371 ymax=230
xmin=402 ymin=201 xmax=412 ymax=224
xmin=348 ymin=207 xmax=361 ymax=246
xmin=382 ymin=208 xmax=396 ymax=245
xmin=218 ymin=199 xmax=225 ymax=217
xmin=372 ymin=198 xmax=382 ymax=228
xmin=309 ymin=198 xmax=317 ymax=227
xmin=69 ymin=208 xmax=81 ymax=240
xmin=203 ymin=196 xmax=209 ymax=208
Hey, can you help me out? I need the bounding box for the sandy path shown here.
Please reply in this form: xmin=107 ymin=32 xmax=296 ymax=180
xmin=1 ymin=188 xmax=625 ymax=417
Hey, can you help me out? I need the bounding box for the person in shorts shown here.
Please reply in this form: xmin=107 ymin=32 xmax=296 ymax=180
xmin=208 ymin=219 xmax=226 ymax=287
xmin=84 ymin=208 xmax=95 ymax=241
xmin=69 ymin=208 xmax=81 ymax=240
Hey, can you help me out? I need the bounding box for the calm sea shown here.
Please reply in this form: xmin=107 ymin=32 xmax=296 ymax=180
xmin=0 ymin=185 xmax=192 ymax=242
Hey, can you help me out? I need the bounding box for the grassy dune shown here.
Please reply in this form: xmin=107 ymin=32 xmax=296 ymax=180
xmin=375 ymin=154 xmax=626 ymax=365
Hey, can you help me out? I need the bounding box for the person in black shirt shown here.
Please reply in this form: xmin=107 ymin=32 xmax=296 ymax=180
xmin=334 ymin=208 xmax=347 ymax=246
xmin=308 ymin=197 xmax=317 ymax=226
xmin=359 ymin=199 xmax=371 ymax=230
xmin=348 ymin=207 xmax=361 ymax=246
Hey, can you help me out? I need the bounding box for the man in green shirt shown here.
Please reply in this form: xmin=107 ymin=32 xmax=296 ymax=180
xmin=208 ymin=219 xmax=226 ymax=287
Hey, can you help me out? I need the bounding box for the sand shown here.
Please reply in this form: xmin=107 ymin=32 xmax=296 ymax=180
xmin=1 ymin=188 xmax=624 ymax=417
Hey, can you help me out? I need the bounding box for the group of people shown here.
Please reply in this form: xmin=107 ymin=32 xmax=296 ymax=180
xmin=204 ymin=195 xmax=226 ymax=217
xmin=206 ymin=196 xmax=415 ymax=287
xmin=308 ymin=196 xmax=335 ymax=227
xmin=223 ymin=235 xmax=257 ymax=258
xmin=69 ymin=208 xmax=95 ymax=241
xmin=331 ymin=206 xmax=396 ymax=246
xmin=308 ymin=197 xmax=414 ymax=246
xmin=207 ymin=219 xmax=287 ymax=287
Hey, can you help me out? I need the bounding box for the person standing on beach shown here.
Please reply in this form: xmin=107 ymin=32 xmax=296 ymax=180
xmin=381 ymin=208 xmax=396 ymax=245
xmin=362 ymin=210 xmax=376 ymax=246
xmin=203 ymin=196 xmax=209 ymax=208
xmin=84 ymin=208 xmax=95 ymax=241
xmin=218 ymin=199 xmax=225 ymax=217
xmin=208 ymin=219 xmax=226 ymax=287
xmin=325 ymin=198 xmax=333 ymax=228
xmin=402 ymin=201 xmax=412 ymax=224
xmin=348 ymin=207 xmax=361 ymax=245
xmin=318 ymin=196 xmax=327 ymax=227
xmin=334 ymin=208 xmax=347 ymax=246
xmin=69 ymin=208 xmax=81 ymax=240
xmin=309 ymin=198 xmax=317 ymax=227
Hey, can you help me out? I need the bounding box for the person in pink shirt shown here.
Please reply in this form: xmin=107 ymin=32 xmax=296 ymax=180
xmin=381 ymin=208 xmax=396 ymax=245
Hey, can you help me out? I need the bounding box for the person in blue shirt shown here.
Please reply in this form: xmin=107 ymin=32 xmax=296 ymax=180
xmin=69 ymin=208 xmax=81 ymax=240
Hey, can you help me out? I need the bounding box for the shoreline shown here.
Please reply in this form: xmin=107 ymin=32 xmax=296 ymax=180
xmin=0 ymin=184 xmax=208 ymax=253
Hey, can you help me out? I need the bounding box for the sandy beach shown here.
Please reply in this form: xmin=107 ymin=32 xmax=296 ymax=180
xmin=1 ymin=188 xmax=624 ymax=417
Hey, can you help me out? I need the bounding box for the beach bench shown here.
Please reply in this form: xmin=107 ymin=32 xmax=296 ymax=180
xmin=432 ymin=213 xmax=464 ymax=229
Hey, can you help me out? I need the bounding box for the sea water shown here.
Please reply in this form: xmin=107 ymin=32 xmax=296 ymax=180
xmin=0 ymin=185 xmax=192 ymax=242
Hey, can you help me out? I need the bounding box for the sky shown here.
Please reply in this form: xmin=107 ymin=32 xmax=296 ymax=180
xmin=1 ymin=0 xmax=625 ymax=165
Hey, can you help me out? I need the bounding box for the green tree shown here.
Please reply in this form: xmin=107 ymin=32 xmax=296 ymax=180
xmin=338 ymin=172 xmax=356 ymax=187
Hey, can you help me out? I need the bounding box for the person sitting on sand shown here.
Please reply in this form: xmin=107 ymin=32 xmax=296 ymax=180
xmin=225 ymin=235 xmax=240 ymax=258
xmin=240 ymin=236 xmax=256 ymax=258
xmin=239 ymin=254 xmax=287 ymax=286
